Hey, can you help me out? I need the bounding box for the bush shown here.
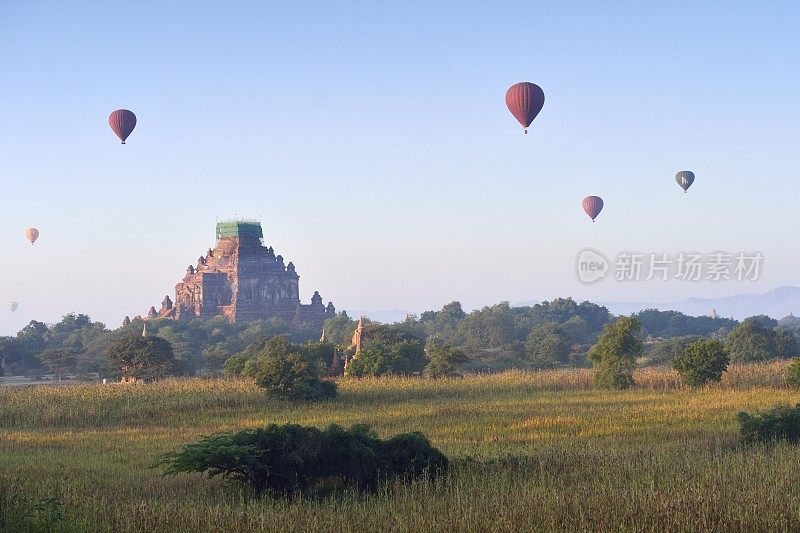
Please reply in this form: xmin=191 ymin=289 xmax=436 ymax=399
xmin=725 ymin=318 xmax=778 ymax=363
xmin=737 ymin=404 xmax=800 ymax=444
xmin=106 ymin=334 xmax=177 ymax=381
xmin=588 ymin=316 xmax=643 ymax=389
xmin=775 ymin=329 xmax=800 ymax=359
xmin=345 ymin=339 xmax=427 ymax=377
xmin=671 ymin=339 xmax=730 ymax=386
xmin=787 ymin=359 xmax=800 ymax=388
xmin=159 ymin=423 xmax=448 ymax=496
xmin=592 ymin=358 xmax=635 ymax=389
xmin=254 ymin=350 xmax=337 ymax=401
xmin=424 ymin=344 xmax=468 ymax=377
xmin=524 ymin=322 xmax=571 ymax=369
xmin=645 ymin=335 xmax=702 ymax=366
xmin=231 ymin=336 xmax=336 ymax=401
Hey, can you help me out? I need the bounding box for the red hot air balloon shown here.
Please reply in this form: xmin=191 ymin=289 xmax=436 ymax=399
xmin=505 ymin=82 xmax=545 ymax=134
xmin=109 ymin=109 xmax=137 ymax=144
xmin=582 ymin=196 xmax=604 ymax=222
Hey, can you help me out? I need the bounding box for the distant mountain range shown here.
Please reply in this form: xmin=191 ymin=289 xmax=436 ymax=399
xmin=348 ymin=287 xmax=800 ymax=324
xmin=597 ymin=286 xmax=800 ymax=320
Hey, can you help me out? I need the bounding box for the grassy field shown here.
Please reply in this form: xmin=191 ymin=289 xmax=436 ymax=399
xmin=2 ymin=363 xmax=799 ymax=532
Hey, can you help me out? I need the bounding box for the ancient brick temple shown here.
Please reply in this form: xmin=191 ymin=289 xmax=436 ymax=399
xmin=148 ymin=220 xmax=335 ymax=328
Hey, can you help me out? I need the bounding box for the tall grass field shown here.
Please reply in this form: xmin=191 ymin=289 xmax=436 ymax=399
xmin=2 ymin=363 xmax=799 ymax=531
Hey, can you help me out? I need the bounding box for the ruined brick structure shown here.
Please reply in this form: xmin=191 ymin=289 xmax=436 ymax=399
xmin=149 ymin=221 xmax=335 ymax=329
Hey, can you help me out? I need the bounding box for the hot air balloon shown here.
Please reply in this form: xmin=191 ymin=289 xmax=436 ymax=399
xmin=25 ymin=228 xmax=39 ymax=245
xmin=582 ymin=196 xmax=604 ymax=222
xmin=109 ymin=109 xmax=137 ymax=144
xmin=676 ymin=171 xmax=695 ymax=193
xmin=505 ymin=82 xmax=545 ymax=134
xmin=8 ymin=302 xmax=18 ymax=314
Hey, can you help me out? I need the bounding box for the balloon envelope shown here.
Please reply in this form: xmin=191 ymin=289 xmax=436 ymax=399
xmin=8 ymin=302 xmax=18 ymax=313
xmin=24 ymin=228 xmax=39 ymax=244
xmin=582 ymin=196 xmax=604 ymax=221
xmin=676 ymin=171 xmax=695 ymax=193
xmin=505 ymin=82 xmax=545 ymax=133
xmin=109 ymin=109 xmax=137 ymax=144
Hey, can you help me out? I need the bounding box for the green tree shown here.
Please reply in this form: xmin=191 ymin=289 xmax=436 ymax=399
xmin=106 ymin=335 xmax=177 ymax=381
xmin=36 ymin=347 xmax=79 ymax=380
xmin=424 ymin=344 xmax=468 ymax=377
xmin=345 ymin=339 xmax=427 ymax=377
xmin=774 ymin=328 xmax=800 ymax=359
xmin=749 ymin=315 xmax=779 ymax=329
xmin=457 ymin=302 xmax=515 ymax=349
xmin=671 ymin=339 xmax=730 ymax=386
xmin=633 ymin=308 xmax=738 ymax=338
xmin=725 ymin=318 xmax=777 ymax=363
xmin=323 ymin=312 xmax=358 ymax=346
xmin=0 ymin=337 xmax=21 ymax=376
xmin=420 ymin=301 xmax=465 ymax=345
xmin=645 ymin=335 xmax=702 ymax=366
xmin=12 ymin=321 xmax=50 ymax=374
xmin=588 ymin=316 xmax=643 ymax=389
xmin=524 ymin=322 xmax=571 ymax=369
xmin=301 ymin=340 xmax=337 ymax=369
xmin=245 ymin=336 xmax=336 ymax=401
xmin=50 ymin=313 xmax=92 ymax=336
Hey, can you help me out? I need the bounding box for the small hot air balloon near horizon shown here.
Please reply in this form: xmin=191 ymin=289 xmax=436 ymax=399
xmin=505 ymin=82 xmax=545 ymax=134
xmin=582 ymin=196 xmax=604 ymax=222
xmin=676 ymin=171 xmax=695 ymax=193
xmin=24 ymin=228 xmax=39 ymax=245
xmin=109 ymin=109 xmax=137 ymax=144
xmin=8 ymin=302 xmax=18 ymax=314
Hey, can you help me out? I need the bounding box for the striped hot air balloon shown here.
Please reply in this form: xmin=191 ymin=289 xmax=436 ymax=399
xmin=24 ymin=228 xmax=39 ymax=244
xmin=8 ymin=302 xmax=18 ymax=314
xmin=676 ymin=171 xmax=695 ymax=193
xmin=109 ymin=109 xmax=137 ymax=144
xmin=582 ymin=196 xmax=604 ymax=222
xmin=505 ymin=82 xmax=545 ymax=134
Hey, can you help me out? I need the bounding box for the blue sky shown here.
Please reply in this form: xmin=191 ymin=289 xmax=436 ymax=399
xmin=1 ymin=1 xmax=798 ymax=331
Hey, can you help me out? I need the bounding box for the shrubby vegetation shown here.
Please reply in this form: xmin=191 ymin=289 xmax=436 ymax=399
xmin=224 ymin=336 xmax=336 ymax=401
xmin=159 ymin=423 xmax=448 ymax=496
xmin=725 ymin=318 xmax=799 ymax=363
xmin=524 ymin=322 xmax=573 ymax=369
xmin=106 ymin=335 xmax=177 ymax=381
xmin=737 ymin=404 xmax=800 ymax=444
xmin=644 ymin=335 xmax=702 ymax=365
xmin=424 ymin=344 xmax=468 ymax=378
xmin=345 ymin=340 xmax=427 ymax=377
xmin=352 ymin=298 xmax=612 ymax=373
xmin=671 ymin=339 xmax=730 ymax=386
xmin=588 ymin=317 xmax=643 ymax=389
xmin=633 ymin=308 xmax=736 ymax=338
xmin=0 ymin=313 xmax=323 ymax=378
xmin=2 ymin=302 xmax=799 ymax=379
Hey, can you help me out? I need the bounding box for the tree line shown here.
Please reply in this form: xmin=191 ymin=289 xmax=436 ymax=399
xmin=1 ymin=298 xmax=799 ymax=379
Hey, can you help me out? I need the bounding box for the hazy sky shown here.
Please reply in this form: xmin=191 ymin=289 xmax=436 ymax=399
xmin=1 ymin=1 xmax=799 ymax=332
